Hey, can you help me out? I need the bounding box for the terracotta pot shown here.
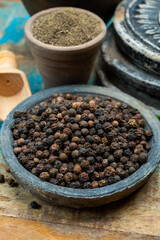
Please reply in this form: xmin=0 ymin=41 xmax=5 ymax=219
xmin=22 ymin=0 xmax=121 ymax=21
xmin=24 ymin=7 xmax=106 ymax=88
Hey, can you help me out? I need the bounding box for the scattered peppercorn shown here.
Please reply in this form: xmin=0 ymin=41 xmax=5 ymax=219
xmin=0 ymin=174 xmax=5 ymax=183
xmin=11 ymin=93 xmax=152 ymax=189
xmin=30 ymin=201 xmax=41 ymax=209
xmin=8 ymin=178 xmax=19 ymax=187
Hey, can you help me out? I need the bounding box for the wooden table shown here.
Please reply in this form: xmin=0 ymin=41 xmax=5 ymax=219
xmin=0 ymin=1 xmax=160 ymax=239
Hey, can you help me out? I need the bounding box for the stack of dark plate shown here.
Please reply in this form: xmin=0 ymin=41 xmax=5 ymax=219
xmin=97 ymin=0 xmax=160 ymax=112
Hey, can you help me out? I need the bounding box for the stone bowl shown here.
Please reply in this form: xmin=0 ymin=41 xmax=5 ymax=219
xmin=22 ymin=0 xmax=121 ymax=21
xmin=1 ymin=85 xmax=160 ymax=208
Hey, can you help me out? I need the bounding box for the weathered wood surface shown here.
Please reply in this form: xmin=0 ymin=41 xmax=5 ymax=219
xmin=0 ymin=1 xmax=160 ymax=239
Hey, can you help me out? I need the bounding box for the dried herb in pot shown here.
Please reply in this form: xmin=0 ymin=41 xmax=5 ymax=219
xmin=32 ymin=8 xmax=102 ymax=46
xmin=11 ymin=93 xmax=152 ymax=189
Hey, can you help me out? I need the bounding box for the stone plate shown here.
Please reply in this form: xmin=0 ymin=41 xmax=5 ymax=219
xmin=1 ymin=85 xmax=160 ymax=208
xmin=114 ymin=0 xmax=160 ymax=75
xmin=98 ymin=24 xmax=160 ymax=111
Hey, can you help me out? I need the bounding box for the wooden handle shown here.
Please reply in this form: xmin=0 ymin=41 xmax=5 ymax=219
xmin=0 ymin=50 xmax=18 ymax=70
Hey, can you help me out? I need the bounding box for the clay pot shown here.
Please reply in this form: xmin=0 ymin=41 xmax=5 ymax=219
xmin=22 ymin=0 xmax=121 ymax=21
xmin=24 ymin=7 xmax=106 ymax=88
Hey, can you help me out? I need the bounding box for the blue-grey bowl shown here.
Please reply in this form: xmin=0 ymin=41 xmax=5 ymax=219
xmin=1 ymin=85 xmax=160 ymax=208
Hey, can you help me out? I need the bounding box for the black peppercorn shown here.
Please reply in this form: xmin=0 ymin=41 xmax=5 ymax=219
xmin=73 ymin=164 xmax=82 ymax=174
xmin=92 ymin=181 xmax=99 ymax=188
xmin=56 ymin=173 xmax=64 ymax=182
xmin=114 ymin=149 xmax=123 ymax=160
xmin=138 ymin=152 xmax=148 ymax=164
xmin=30 ymin=201 xmax=41 ymax=209
xmin=36 ymin=150 xmax=44 ymax=159
xmin=98 ymin=179 xmax=106 ymax=187
xmin=129 ymin=167 xmax=136 ymax=174
xmin=68 ymin=108 xmax=76 ymax=117
xmin=79 ymin=172 xmax=89 ymax=182
xmin=80 ymin=160 xmax=90 ymax=169
xmin=39 ymin=172 xmax=50 ymax=181
xmin=50 ymin=143 xmax=60 ymax=153
xmin=49 ymin=168 xmax=58 ymax=177
xmin=0 ymin=174 xmax=5 ymax=183
xmin=81 ymin=128 xmax=89 ymax=136
xmin=128 ymin=133 xmax=137 ymax=141
xmin=144 ymin=130 xmax=152 ymax=139
xmin=71 ymin=123 xmax=79 ymax=131
xmin=108 ymin=155 xmax=114 ymax=163
xmin=66 ymin=162 xmax=73 ymax=172
xmin=13 ymin=147 xmax=22 ymax=155
xmin=54 ymin=160 xmax=62 ymax=169
xmin=124 ymin=149 xmax=132 ymax=157
xmin=64 ymin=172 xmax=73 ymax=183
xmin=71 ymin=150 xmax=80 ymax=159
xmin=104 ymin=166 xmax=116 ymax=177
xmin=79 ymin=148 xmax=87 ymax=156
xmin=87 ymin=166 xmax=95 ymax=175
xmin=8 ymin=179 xmax=19 ymax=187
xmin=87 ymin=156 xmax=95 ymax=165
xmin=59 ymin=153 xmax=68 ymax=162
xmin=83 ymin=182 xmax=92 ymax=189
xmin=49 ymin=178 xmax=58 ymax=185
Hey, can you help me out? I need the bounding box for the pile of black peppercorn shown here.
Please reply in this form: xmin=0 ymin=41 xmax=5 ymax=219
xmin=11 ymin=93 xmax=152 ymax=189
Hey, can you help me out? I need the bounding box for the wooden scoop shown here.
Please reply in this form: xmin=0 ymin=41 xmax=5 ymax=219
xmin=0 ymin=50 xmax=31 ymax=122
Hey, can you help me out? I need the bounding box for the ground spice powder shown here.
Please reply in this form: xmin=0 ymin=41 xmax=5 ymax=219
xmin=32 ymin=8 xmax=102 ymax=46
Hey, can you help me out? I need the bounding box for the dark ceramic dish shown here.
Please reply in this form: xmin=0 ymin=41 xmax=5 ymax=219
xmin=114 ymin=0 xmax=160 ymax=76
xmin=97 ymin=24 xmax=160 ymax=111
xmin=22 ymin=0 xmax=121 ymax=21
xmin=1 ymin=85 xmax=160 ymax=208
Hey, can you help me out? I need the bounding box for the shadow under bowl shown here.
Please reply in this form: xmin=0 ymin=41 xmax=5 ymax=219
xmin=1 ymin=85 xmax=160 ymax=208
